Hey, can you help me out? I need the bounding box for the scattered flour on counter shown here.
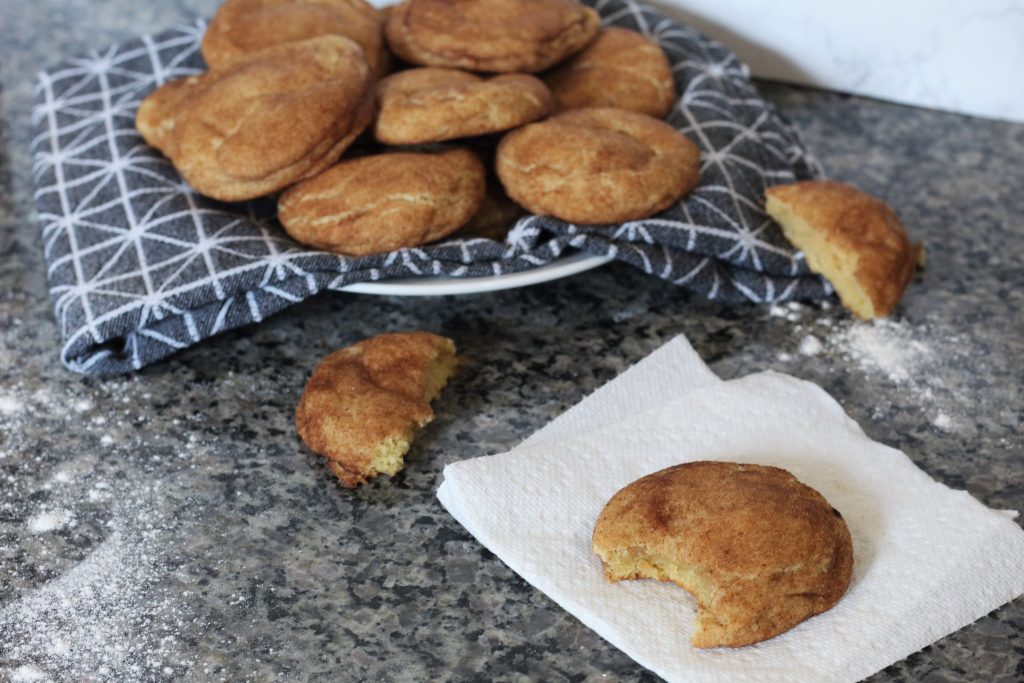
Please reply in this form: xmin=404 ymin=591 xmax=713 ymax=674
xmin=0 ymin=377 xmax=215 ymax=681
xmin=27 ymin=510 xmax=74 ymax=534
xmin=10 ymin=665 xmax=47 ymax=682
xmin=0 ymin=395 xmax=22 ymax=415
xmin=775 ymin=307 xmax=978 ymax=434
xmin=87 ymin=482 xmax=112 ymax=503
xmin=1 ymin=531 xmax=151 ymax=678
xmin=1 ymin=497 xmax=199 ymax=682
xmin=769 ymin=302 xmax=806 ymax=322
xmin=825 ymin=317 xmax=983 ymax=434
xmin=831 ymin=319 xmax=934 ymax=385
xmin=798 ymin=335 xmax=823 ymax=356
xmin=933 ymin=412 xmax=956 ymax=432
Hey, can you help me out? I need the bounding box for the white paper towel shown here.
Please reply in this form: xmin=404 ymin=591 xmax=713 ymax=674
xmin=521 ymin=336 xmax=721 ymax=449
xmin=437 ymin=335 xmax=1024 ymax=682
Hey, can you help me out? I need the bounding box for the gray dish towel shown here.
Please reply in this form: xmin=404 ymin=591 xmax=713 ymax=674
xmin=31 ymin=0 xmax=829 ymax=375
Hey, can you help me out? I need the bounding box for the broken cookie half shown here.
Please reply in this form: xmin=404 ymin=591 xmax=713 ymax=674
xmin=592 ymin=461 xmax=853 ymax=648
xmin=765 ymin=180 xmax=924 ymax=319
xmin=296 ymin=331 xmax=460 ymax=487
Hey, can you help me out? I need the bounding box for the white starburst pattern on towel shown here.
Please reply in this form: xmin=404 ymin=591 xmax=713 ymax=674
xmin=31 ymin=0 xmax=828 ymax=375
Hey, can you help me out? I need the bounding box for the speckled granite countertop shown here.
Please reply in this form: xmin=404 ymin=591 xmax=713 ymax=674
xmin=1 ymin=2 xmax=1022 ymax=682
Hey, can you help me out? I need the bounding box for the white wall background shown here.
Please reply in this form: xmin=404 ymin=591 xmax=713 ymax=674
xmin=646 ymin=0 xmax=1024 ymax=123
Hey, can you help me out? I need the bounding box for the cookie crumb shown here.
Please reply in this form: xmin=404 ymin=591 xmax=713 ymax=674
xmin=933 ymin=412 xmax=955 ymax=432
xmin=798 ymin=335 xmax=823 ymax=356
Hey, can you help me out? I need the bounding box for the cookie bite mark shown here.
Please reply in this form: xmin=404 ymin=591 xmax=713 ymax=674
xmin=296 ymin=332 xmax=460 ymax=487
xmin=386 ymin=0 xmax=600 ymax=73
xmin=496 ymin=107 xmax=700 ymax=224
xmin=592 ymin=461 xmax=854 ymax=648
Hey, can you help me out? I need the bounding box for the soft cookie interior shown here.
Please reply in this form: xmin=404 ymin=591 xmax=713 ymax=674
xmin=765 ymin=180 xmax=923 ymax=319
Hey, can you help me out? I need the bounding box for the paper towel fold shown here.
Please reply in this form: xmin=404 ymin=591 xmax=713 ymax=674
xmin=437 ymin=335 xmax=1024 ymax=683
xmin=521 ymin=336 xmax=721 ymax=449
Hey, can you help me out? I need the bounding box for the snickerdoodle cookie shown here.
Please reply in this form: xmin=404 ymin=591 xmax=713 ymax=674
xmin=135 ymin=74 xmax=210 ymax=157
xmin=496 ymin=107 xmax=701 ymax=223
xmin=202 ymin=0 xmax=389 ymax=77
xmin=296 ymin=332 xmax=460 ymax=487
xmin=278 ymin=147 xmax=485 ymax=255
xmin=374 ymin=67 xmax=552 ymax=145
xmin=171 ymin=35 xmax=374 ymax=202
xmin=765 ymin=180 xmax=923 ymax=319
xmin=385 ymin=0 xmax=600 ymax=73
xmin=593 ymin=461 xmax=854 ymax=648
xmin=455 ymin=181 xmax=524 ymax=241
xmin=545 ymin=27 xmax=676 ymax=118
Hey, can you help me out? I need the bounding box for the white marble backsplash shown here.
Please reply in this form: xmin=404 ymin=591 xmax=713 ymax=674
xmin=644 ymin=0 xmax=1024 ymax=123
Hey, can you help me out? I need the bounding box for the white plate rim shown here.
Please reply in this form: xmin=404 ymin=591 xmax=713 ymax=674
xmin=339 ymin=252 xmax=613 ymax=296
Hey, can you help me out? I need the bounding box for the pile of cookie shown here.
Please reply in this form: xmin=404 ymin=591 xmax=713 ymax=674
xmin=135 ymin=0 xmax=702 ymax=256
